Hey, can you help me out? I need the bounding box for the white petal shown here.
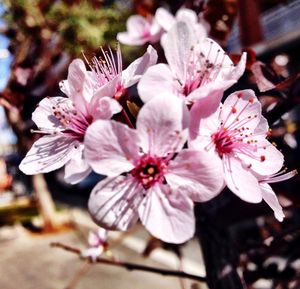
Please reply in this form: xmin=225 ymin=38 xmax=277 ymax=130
xmin=66 ymin=59 xmax=93 ymax=114
xmin=163 ymin=22 xmax=196 ymax=82
xmin=260 ymin=183 xmax=284 ymax=221
xmin=238 ymin=139 xmax=284 ymax=176
xmin=121 ymin=45 xmax=158 ymax=88
xmin=176 ymin=8 xmax=198 ymax=24
xmin=223 ymin=156 xmax=262 ymax=203
xmin=19 ymin=135 xmax=77 ymax=174
xmin=89 ymin=96 xmax=122 ymax=120
xmin=117 ymin=32 xmax=149 ymax=46
xmin=64 ymin=144 xmax=92 ymax=184
xmin=88 ymin=176 xmax=140 ymax=231
xmin=136 ymin=95 xmax=189 ymax=156
xmin=32 ymin=97 xmax=68 ymax=130
xmin=166 ymin=149 xmax=224 ymax=202
xmin=138 ymin=63 xmax=179 ymax=103
xmin=92 ymin=76 xmax=120 ymax=99
xmin=189 ymin=89 xmax=223 ymax=140
xmin=81 ymin=247 xmax=104 ymax=262
xmin=220 ymin=90 xmax=261 ymax=132
xmin=84 ymin=120 xmax=139 ymax=176
xmin=155 ymin=8 xmax=175 ymax=31
xmin=226 ymin=52 xmax=247 ymax=81
xmin=139 ymin=184 xmax=195 ymax=244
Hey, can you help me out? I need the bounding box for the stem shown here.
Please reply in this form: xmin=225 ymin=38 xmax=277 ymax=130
xmin=121 ymin=109 xmax=135 ymax=129
xmin=64 ymin=261 xmax=91 ymax=289
xmin=50 ymin=242 xmax=206 ymax=283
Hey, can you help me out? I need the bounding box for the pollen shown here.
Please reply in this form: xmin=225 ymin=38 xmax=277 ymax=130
xmin=260 ymin=155 xmax=266 ymax=162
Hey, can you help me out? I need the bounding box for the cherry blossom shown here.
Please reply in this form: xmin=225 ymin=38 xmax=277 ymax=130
xmin=81 ymin=228 xmax=108 ymax=262
xmin=85 ymin=44 xmax=157 ymax=101
xmin=117 ymin=15 xmax=163 ymax=46
xmin=138 ymin=22 xmax=246 ymax=105
xmin=19 ymin=45 xmax=157 ymax=183
xmin=189 ymin=89 xmax=285 ymax=216
xmin=19 ymin=59 xmax=122 ymax=184
xmin=85 ymin=95 xmax=223 ymax=244
xmin=258 ymin=170 xmax=297 ymax=221
xmin=155 ymin=7 xmax=208 ymax=40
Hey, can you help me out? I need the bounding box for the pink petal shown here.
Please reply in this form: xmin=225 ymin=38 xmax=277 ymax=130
xmin=186 ymin=79 xmax=235 ymax=104
xmin=84 ymin=120 xmax=139 ymax=176
xmin=138 ymin=63 xmax=178 ymax=103
xmin=121 ymin=45 xmax=158 ymax=88
xmin=136 ymin=95 xmax=189 ymax=156
xmin=260 ymin=183 xmax=284 ymax=221
xmin=126 ymin=15 xmax=150 ymax=37
xmin=176 ymin=8 xmax=198 ymax=25
xmin=200 ymin=38 xmax=233 ymax=77
xmin=65 ymin=59 xmax=93 ymax=115
xmin=223 ymin=156 xmax=262 ymax=203
xmin=166 ymin=149 xmax=224 ymax=202
xmin=117 ymin=32 xmax=149 ymax=46
xmin=155 ymin=8 xmax=175 ymax=31
xmin=189 ymin=89 xmax=223 ymax=140
xmin=64 ymin=144 xmax=92 ymax=184
xmin=19 ymin=135 xmax=77 ymax=174
xmin=92 ymin=76 xmax=121 ymax=99
xmin=149 ymin=20 xmax=163 ymax=42
xmin=81 ymin=247 xmax=103 ymax=262
xmin=163 ymin=22 xmax=196 ymax=82
xmin=226 ymin=52 xmax=247 ymax=81
xmin=220 ymin=90 xmax=262 ymax=132
xmin=238 ymin=139 xmax=284 ymax=175
xmin=32 ymin=97 xmax=68 ymax=130
xmin=88 ymin=176 xmax=140 ymax=231
xmin=139 ymin=184 xmax=195 ymax=244
xmin=253 ymin=115 xmax=269 ymax=136
xmin=89 ymin=96 xmax=122 ymax=120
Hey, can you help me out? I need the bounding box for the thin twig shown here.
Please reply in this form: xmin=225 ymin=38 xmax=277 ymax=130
xmin=121 ymin=109 xmax=135 ymax=129
xmin=50 ymin=242 xmax=206 ymax=283
xmin=64 ymin=261 xmax=91 ymax=289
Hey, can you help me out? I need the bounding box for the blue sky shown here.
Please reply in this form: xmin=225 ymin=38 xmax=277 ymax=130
xmin=0 ymin=4 xmax=17 ymax=146
xmin=0 ymin=4 xmax=12 ymax=92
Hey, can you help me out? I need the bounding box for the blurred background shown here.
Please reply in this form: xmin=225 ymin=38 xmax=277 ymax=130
xmin=0 ymin=1 xmax=299 ymax=289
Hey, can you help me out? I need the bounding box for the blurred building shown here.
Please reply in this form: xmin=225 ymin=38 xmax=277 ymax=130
xmin=228 ymin=0 xmax=300 ymax=65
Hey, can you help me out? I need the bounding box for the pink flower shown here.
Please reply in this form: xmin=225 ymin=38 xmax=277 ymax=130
xmin=189 ymin=89 xmax=286 ymax=218
xmin=19 ymin=45 xmax=156 ymax=183
xmin=84 ymin=95 xmax=223 ymax=244
xmin=86 ymin=45 xmax=157 ymax=100
xmin=258 ymin=170 xmax=297 ymax=221
xmin=19 ymin=59 xmax=122 ymax=184
xmin=117 ymin=15 xmax=163 ymax=46
xmin=155 ymin=7 xmax=208 ymax=39
xmin=81 ymin=228 xmax=108 ymax=262
xmin=138 ymin=22 xmax=246 ymax=105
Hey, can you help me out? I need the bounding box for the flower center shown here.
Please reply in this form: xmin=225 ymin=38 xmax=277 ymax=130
xmin=207 ymin=93 xmax=268 ymax=165
xmin=212 ymin=128 xmax=237 ymax=156
xmin=84 ymin=44 xmax=123 ymax=91
xmin=182 ymin=40 xmax=229 ymax=96
xmin=52 ymin=102 xmax=92 ymax=141
xmin=131 ymin=155 xmax=167 ymax=189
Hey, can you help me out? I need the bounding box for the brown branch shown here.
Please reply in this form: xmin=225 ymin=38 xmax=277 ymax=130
xmin=50 ymin=242 xmax=206 ymax=283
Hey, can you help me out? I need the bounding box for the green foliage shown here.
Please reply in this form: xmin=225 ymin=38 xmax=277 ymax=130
xmin=2 ymin=0 xmax=131 ymax=56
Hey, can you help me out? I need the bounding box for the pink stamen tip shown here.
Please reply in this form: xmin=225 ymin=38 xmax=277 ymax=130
xmin=131 ymin=155 xmax=167 ymax=189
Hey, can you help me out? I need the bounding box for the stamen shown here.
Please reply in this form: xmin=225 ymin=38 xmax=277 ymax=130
xmin=261 ymin=169 xmax=298 ymax=184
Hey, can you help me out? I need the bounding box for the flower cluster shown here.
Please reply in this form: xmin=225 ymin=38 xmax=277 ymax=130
xmin=20 ymin=7 xmax=296 ymax=244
